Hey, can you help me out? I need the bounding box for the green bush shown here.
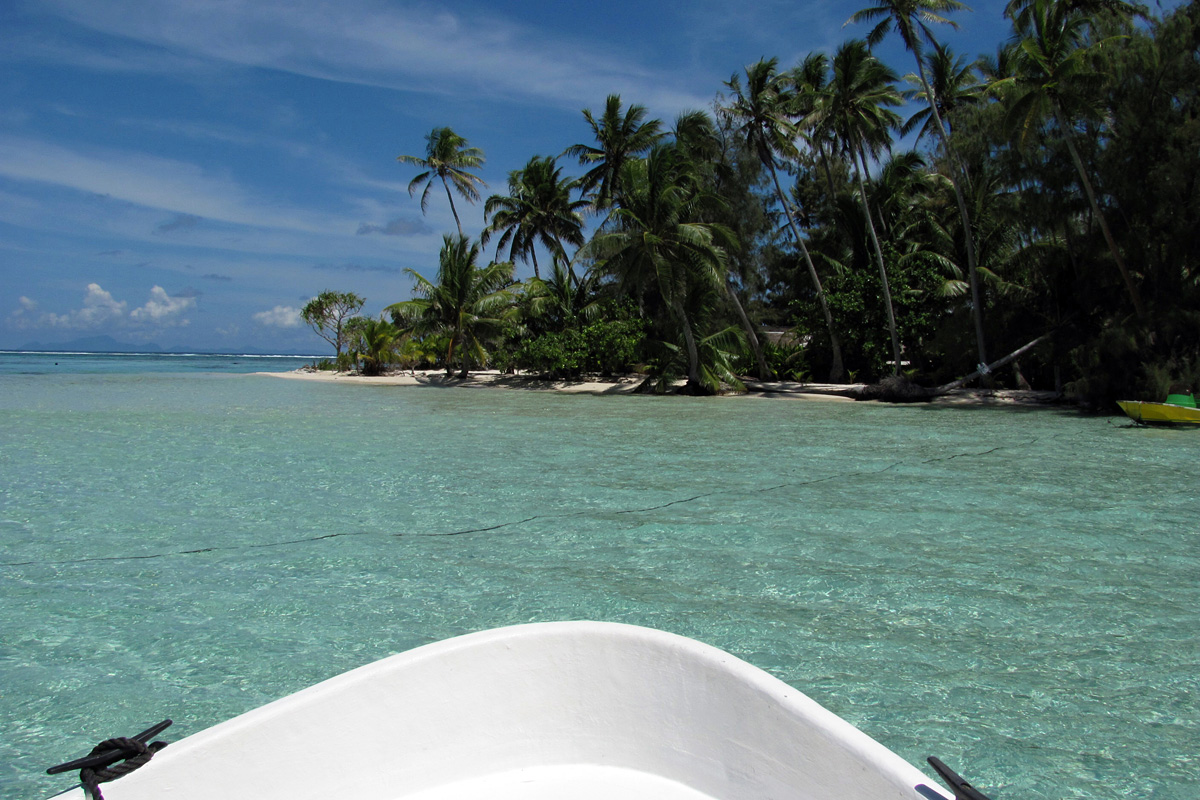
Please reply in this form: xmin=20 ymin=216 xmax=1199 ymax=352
xmin=514 ymin=318 xmax=647 ymax=377
xmin=760 ymin=340 xmax=810 ymax=382
xmin=584 ymin=318 xmax=646 ymax=375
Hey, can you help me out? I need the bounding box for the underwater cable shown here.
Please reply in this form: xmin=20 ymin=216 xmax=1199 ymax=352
xmin=0 ymin=435 xmax=1058 ymax=568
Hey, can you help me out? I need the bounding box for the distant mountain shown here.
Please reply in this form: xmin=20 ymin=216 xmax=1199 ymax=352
xmin=11 ymin=335 xmax=323 ymax=357
xmin=16 ymin=335 xmax=163 ymax=353
xmin=161 ymin=343 xmax=325 ymax=356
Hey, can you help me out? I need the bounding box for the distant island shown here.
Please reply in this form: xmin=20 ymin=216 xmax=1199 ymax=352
xmin=13 ymin=335 xmax=318 ymax=357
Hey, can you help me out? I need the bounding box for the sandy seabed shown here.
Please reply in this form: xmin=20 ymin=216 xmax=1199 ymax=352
xmin=261 ymin=369 xmax=1064 ymax=407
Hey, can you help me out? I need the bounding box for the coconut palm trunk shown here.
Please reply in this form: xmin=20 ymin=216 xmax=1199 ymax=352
xmin=852 ymin=146 xmax=903 ymax=374
xmin=529 ymin=248 xmax=541 ymax=281
xmin=767 ymin=163 xmax=846 ymax=383
xmin=911 ymin=58 xmax=989 ymax=369
xmin=724 ymin=59 xmax=847 ymax=383
xmin=674 ymin=300 xmax=703 ymax=390
xmin=442 ymin=176 xmax=464 ymax=236
xmin=1053 ymin=104 xmax=1146 ymax=319
xmin=725 ymin=282 xmax=770 ymax=379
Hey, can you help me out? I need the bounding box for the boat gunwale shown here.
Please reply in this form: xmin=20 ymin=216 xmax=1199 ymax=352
xmin=47 ymin=621 xmax=953 ymax=800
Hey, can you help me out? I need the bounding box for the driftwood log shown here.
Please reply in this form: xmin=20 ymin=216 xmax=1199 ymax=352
xmin=855 ymin=332 xmax=1054 ymax=402
xmin=858 ymin=375 xmax=935 ymax=402
xmin=934 ymin=333 xmax=1053 ymax=394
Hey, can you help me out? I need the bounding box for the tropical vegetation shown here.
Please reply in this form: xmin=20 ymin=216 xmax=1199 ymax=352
xmin=301 ymin=290 xmax=364 ymax=359
xmin=321 ymin=1 xmax=1200 ymax=405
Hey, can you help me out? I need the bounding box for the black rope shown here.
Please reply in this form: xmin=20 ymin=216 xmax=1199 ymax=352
xmin=47 ymin=721 xmax=172 ymax=800
xmin=3 ymin=434 xmax=1065 ymax=569
xmin=79 ymin=737 xmax=166 ymax=799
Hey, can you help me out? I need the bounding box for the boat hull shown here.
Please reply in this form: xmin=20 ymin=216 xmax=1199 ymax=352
xmin=49 ymin=622 xmax=952 ymax=800
xmin=1117 ymin=400 xmax=1200 ymax=425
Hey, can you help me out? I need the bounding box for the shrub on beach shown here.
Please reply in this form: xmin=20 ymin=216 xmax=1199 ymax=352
xmin=513 ymin=318 xmax=646 ymax=378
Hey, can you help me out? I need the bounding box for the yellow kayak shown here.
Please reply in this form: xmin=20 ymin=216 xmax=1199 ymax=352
xmin=1117 ymin=400 xmax=1200 ymax=425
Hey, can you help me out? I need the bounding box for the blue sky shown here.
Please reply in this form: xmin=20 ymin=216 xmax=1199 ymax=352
xmin=0 ymin=0 xmax=1074 ymax=353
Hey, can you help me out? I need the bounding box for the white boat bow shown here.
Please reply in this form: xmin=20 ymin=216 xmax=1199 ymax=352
xmin=49 ymin=621 xmax=962 ymax=800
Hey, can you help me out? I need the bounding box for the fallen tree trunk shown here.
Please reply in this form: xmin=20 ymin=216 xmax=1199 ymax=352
xmin=935 ymin=333 xmax=1053 ymax=394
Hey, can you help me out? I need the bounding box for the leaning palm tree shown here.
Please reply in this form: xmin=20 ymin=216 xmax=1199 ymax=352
xmin=847 ymin=0 xmax=990 ymax=370
xmin=786 ymin=53 xmax=844 ymax=200
xmin=820 ymin=40 xmax=905 ymax=374
xmin=397 ymin=127 xmax=487 ymax=236
xmin=482 ymin=156 xmax=587 ymax=281
xmin=997 ymin=0 xmax=1146 ymax=317
xmin=386 ymin=234 xmax=516 ymax=377
xmin=670 ymin=109 xmax=771 ymax=381
xmin=722 ymin=58 xmax=846 ymax=382
xmin=583 ymin=145 xmax=732 ymax=393
xmin=563 ymin=95 xmax=665 ymax=211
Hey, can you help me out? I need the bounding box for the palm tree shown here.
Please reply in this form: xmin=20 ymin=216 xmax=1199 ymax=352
xmin=821 ymin=40 xmax=905 ymax=374
xmin=584 ymin=145 xmax=733 ymax=393
xmin=345 ymin=316 xmax=401 ymax=376
xmin=672 ymin=110 xmax=723 ymax=167
xmin=397 ymin=127 xmax=487 ymax=236
xmin=873 ymin=150 xmax=969 ymax=294
xmin=1003 ymin=0 xmax=1145 ymax=32
xmin=660 ymin=324 xmax=748 ymax=395
xmin=722 ymin=58 xmax=846 ymax=382
xmin=871 ymin=151 xmax=924 ymax=233
xmin=563 ymin=94 xmax=665 ymax=211
xmin=998 ymin=0 xmax=1147 ymax=318
xmin=482 ymin=156 xmax=587 ymax=282
xmin=847 ymin=0 xmax=990 ymax=371
xmin=523 ymin=258 xmax=602 ymax=334
xmin=386 ymin=234 xmax=516 ymax=377
xmin=787 ymin=53 xmax=843 ymax=200
xmin=900 ymin=42 xmax=985 ymax=142
xmin=670 ymin=109 xmax=771 ymax=380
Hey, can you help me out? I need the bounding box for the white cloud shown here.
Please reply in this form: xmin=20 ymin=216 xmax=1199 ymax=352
xmin=10 ymin=283 xmax=200 ymax=331
xmin=40 ymin=283 xmax=128 ymax=329
xmin=253 ymin=305 xmax=302 ymax=328
xmin=7 ymin=296 xmax=39 ymax=329
xmin=129 ymin=285 xmax=196 ymax=324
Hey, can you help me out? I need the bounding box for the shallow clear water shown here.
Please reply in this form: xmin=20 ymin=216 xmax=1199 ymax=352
xmin=1 ymin=354 xmax=1197 ymax=800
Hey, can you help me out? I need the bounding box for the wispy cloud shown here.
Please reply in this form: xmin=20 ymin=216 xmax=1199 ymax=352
xmin=0 ymin=134 xmax=379 ymax=239
xmin=8 ymin=295 xmax=41 ymax=329
xmin=155 ymin=212 xmax=203 ymax=233
xmin=316 ymin=261 xmax=403 ymax=274
xmin=253 ymin=305 xmax=302 ymax=328
xmin=33 ymin=0 xmax=711 ymax=113
xmin=357 ymin=217 xmax=430 ymax=237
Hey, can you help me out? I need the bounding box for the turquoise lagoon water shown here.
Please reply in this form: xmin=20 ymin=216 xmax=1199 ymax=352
xmin=1 ymin=352 xmax=1196 ymax=799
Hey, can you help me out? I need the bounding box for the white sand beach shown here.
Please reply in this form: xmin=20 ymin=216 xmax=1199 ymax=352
xmin=262 ymin=369 xmax=1063 ymax=406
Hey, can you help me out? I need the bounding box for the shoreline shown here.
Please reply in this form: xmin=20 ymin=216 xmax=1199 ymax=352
xmin=261 ymin=368 xmax=1067 ymax=407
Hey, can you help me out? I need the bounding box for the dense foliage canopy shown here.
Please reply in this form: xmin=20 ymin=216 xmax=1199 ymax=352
xmin=346 ymin=0 xmax=1199 ymax=404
